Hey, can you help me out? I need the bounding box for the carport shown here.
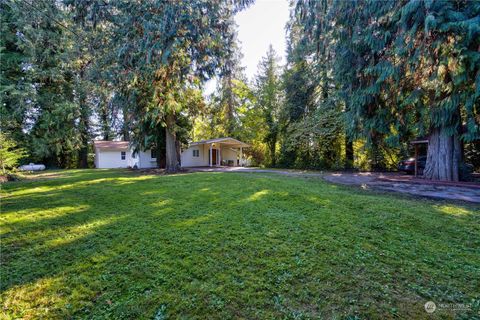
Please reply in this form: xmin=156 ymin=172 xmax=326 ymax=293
xmin=410 ymin=138 xmax=429 ymax=177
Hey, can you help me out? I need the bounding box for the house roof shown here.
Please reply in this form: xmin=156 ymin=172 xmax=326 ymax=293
xmin=190 ymin=137 xmax=250 ymax=147
xmin=93 ymin=140 xmax=129 ymax=150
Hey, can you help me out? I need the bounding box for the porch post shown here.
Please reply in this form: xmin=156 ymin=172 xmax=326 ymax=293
xmin=218 ymin=144 xmax=221 ymax=166
xmin=240 ymin=147 xmax=243 ymax=166
xmin=209 ymin=143 xmax=212 ymax=167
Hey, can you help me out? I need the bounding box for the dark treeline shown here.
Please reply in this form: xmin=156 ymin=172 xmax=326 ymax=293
xmin=1 ymin=0 xmax=479 ymax=181
xmin=278 ymin=0 xmax=480 ymax=181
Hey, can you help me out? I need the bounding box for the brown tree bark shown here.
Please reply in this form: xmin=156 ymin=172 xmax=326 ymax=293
xmin=345 ymin=137 xmax=354 ymax=169
xmin=268 ymin=138 xmax=276 ymax=167
xmin=77 ymin=91 xmax=89 ymax=168
xmin=423 ymin=127 xmax=461 ymax=181
xmin=77 ymin=111 xmax=89 ymax=168
xmin=165 ymin=112 xmax=179 ymax=173
xmin=122 ymin=106 xmax=130 ymax=141
xmin=155 ymin=125 xmax=166 ymax=168
xmin=100 ymin=100 xmax=110 ymax=141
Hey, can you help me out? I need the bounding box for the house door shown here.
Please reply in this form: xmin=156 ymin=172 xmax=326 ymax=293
xmin=211 ymin=149 xmax=217 ymax=165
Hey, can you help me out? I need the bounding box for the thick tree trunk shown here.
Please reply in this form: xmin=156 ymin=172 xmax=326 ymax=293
xmin=345 ymin=137 xmax=354 ymax=169
xmin=77 ymin=144 xmax=88 ymax=168
xmin=155 ymin=125 xmax=166 ymax=168
xmin=165 ymin=112 xmax=178 ymax=173
xmin=423 ymin=127 xmax=461 ymax=181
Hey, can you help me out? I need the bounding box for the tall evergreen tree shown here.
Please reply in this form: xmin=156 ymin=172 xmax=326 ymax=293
xmin=280 ymin=2 xmax=344 ymax=169
xmin=4 ymin=0 xmax=80 ymax=167
xmin=254 ymin=45 xmax=283 ymax=167
xmin=0 ymin=1 xmax=30 ymax=148
xmin=216 ymin=19 xmax=245 ymax=137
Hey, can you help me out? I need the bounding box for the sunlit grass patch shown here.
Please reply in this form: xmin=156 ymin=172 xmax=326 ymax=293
xmin=436 ymin=205 xmax=472 ymax=216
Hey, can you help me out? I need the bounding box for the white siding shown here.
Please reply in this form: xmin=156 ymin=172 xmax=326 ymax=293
xmin=221 ymin=148 xmax=238 ymax=166
xmin=95 ymin=148 xmax=156 ymax=169
xmin=181 ymin=145 xmax=209 ymax=167
xmin=96 ymin=149 xmax=131 ymax=168
xmin=137 ymin=150 xmax=157 ymax=168
xmin=180 ymin=144 xmax=239 ymax=167
xmin=94 ymin=148 xmax=99 ymax=168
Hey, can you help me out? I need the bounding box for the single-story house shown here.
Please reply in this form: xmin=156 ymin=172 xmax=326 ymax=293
xmin=93 ymin=141 xmax=157 ymax=169
xmin=94 ymin=137 xmax=249 ymax=169
xmin=180 ymin=137 xmax=249 ymax=167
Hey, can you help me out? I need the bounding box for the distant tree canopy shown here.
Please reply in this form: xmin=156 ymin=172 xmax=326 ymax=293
xmin=1 ymin=0 xmax=478 ymax=181
xmin=254 ymin=46 xmax=283 ymax=167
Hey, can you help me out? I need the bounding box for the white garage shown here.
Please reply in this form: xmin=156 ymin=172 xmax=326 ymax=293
xmin=93 ymin=141 xmax=157 ymax=169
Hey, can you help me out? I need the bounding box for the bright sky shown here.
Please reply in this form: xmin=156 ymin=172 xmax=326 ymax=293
xmin=235 ymin=0 xmax=290 ymax=80
xmin=204 ymin=0 xmax=290 ymax=95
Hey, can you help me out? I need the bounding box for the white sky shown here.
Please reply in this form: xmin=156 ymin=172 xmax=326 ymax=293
xmin=235 ymin=0 xmax=290 ymax=80
xmin=204 ymin=0 xmax=290 ymax=95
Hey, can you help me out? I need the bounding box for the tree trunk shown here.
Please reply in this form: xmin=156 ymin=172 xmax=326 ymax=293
xmin=423 ymin=127 xmax=461 ymax=181
xmin=77 ymin=90 xmax=89 ymax=168
xmin=345 ymin=137 xmax=354 ymax=169
xmin=100 ymin=100 xmax=110 ymax=141
xmin=165 ymin=112 xmax=178 ymax=173
xmin=226 ymin=75 xmax=235 ymax=136
xmin=369 ymin=132 xmax=385 ymax=171
xmin=77 ymin=142 xmax=88 ymax=168
xmin=122 ymin=105 xmax=130 ymax=141
xmin=155 ymin=125 xmax=166 ymax=168
xmin=269 ymin=138 xmax=276 ymax=167
xmin=175 ymin=139 xmax=181 ymax=167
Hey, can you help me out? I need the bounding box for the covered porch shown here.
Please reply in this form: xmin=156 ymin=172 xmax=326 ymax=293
xmin=180 ymin=137 xmax=250 ymax=168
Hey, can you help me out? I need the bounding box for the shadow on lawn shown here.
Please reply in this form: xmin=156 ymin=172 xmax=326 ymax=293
xmin=1 ymin=170 xmax=479 ymax=318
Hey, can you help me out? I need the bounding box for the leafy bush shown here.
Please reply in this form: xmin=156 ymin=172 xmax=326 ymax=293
xmin=0 ymin=133 xmax=27 ymax=175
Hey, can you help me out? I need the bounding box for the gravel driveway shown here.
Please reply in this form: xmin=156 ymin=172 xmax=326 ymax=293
xmin=187 ymin=167 xmax=480 ymax=203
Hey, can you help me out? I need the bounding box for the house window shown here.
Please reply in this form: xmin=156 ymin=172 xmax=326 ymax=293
xmin=193 ymin=149 xmax=199 ymax=157
xmin=151 ymin=149 xmax=157 ymax=159
xmin=121 ymin=151 xmax=126 ymax=160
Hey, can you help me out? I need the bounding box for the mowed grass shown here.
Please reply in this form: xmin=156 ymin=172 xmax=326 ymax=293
xmin=1 ymin=169 xmax=479 ymax=319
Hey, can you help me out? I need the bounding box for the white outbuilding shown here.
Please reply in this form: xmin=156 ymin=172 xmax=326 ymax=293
xmin=93 ymin=141 xmax=157 ymax=169
xmin=180 ymin=137 xmax=249 ymax=167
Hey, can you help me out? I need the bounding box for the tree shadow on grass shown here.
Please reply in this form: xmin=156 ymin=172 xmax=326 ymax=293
xmin=1 ymin=170 xmax=479 ymax=319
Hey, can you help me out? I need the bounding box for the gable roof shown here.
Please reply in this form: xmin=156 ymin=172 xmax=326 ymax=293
xmin=93 ymin=140 xmax=129 ymax=150
xmin=190 ymin=137 xmax=250 ymax=147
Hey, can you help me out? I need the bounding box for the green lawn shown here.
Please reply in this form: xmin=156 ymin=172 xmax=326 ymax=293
xmin=1 ymin=169 xmax=479 ymax=319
